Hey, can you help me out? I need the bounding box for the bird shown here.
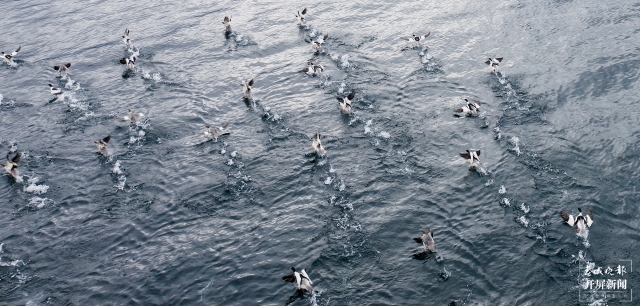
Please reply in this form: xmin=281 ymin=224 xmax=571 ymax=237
xmin=296 ymin=8 xmax=307 ymax=26
xmin=485 ymin=58 xmax=503 ymax=73
xmin=282 ymin=267 xmax=313 ymax=292
xmin=337 ymin=90 xmax=355 ymax=114
xmin=48 ymin=84 xmax=63 ymax=97
xmin=205 ymin=123 xmax=230 ymax=140
xmin=241 ymin=79 xmax=254 ymax=99
xmin=94 ymin=135 xmax=111 ymax=156
xmin=122 ymin=109 xmax=149 ymax=125
xmin=119 ymin=54 xmax=137 ymax=70
xmin=2 ymin=46 xmax=21 ymax=65
xmin=312 ymin=133 xmax=326 ymax=156
xmin=561 ymin=208 xmax=594 ymax=233
xmin=53 ymin=63 xmax=71 ymax=78
xmin=305 ymin=34 xmax=328 ymax=51
xmin=123 ymin=29 xmax=132 ymax=48
xmin=401 ymin=32 xmax=431 ymax=47
xmin=302 ymin=63 xmax=324 ymax=75
xmin=222 ymin=16 xmax=232 ymax=32
xmin=413 ymin=229 xmax=436 ymax=253
xmin=1 ymin=153 xmax=21 ymax=180
xmin=459 ymin=149 xmax=481 ymax=169
xmin=453 ymin=99 xmax=481 ymax=117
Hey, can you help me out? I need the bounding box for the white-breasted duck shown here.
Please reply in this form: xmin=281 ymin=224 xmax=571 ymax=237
xmin=48 ymin=84 xmax=63 ymax=97
xmin=123 ymin=29 xmax=132 ymax=48
xmin=1 ymin=153 xmax=21 ymax=180
xmin=205 ymin=122 xmax=230 ymax=140
xmin=122 ymin=109 xmax=149 ymax=125
xmin=53 ymin=63 xmax=71 ymax=78
xmin=337 ymin=90 xmax=355 ymax=114
xmin=94 ymin=135 xmax=111 ymax=156
xmin=459 ymin=149 xmax=481 ymax=169
xmin=561 ymin=208 xmax=594 ymax=233
xmin=485 ymin=58 xmax=503 ymax=73
xmin=241 ymin=78 xmax=254 ymax=99
xmin=2 ymin=46 xmax=21 ymax=65
xmin=120 ymin=54 xmax=137 ymax=70
xmin=413 ymin=229 xmax=436 ymax=252
xmin=303 ymin=63 xmax=324 ymax=75
xmin=222 ymin=16 xmax=232 ymax=32
xmin=453 ymin=99 xmax=481 ymax=117
xmin=312 ymin=132 xmax=326 ymax=156
xmin=296 ymin=8 xmax=307 ymax=26
xmin=305 ymin=34 xmax=328 ymax=51
xmin=282 ymin=267 xmax=313 ymax=292
xmin=401 ymin=32 xmax=430 ymax=47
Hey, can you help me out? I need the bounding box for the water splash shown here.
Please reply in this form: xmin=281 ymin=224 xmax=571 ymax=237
xmin=23 ymin=177 xmax=49 ymax=194
xmin=498 ymin=185 xmax=506 ymax=194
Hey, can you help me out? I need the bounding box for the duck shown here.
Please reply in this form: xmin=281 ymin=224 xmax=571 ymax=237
xmin=94 ymin=135 xmax=111 ymax=156
xmin=1 ymin=153 xmax=21 ymax=180
xmin=123 ymin=29 xmax=132 ymax=48
xmin=222 ymin=16 xmax=232 ymax=32
xmin=48 ymin=84 xmax=63 ymax=97
xmin=485 ymin=58 xmax=503 ymax=73
xmin=459 ymin=149 xmax=481 ymax=169
xmin=282 ymin=267 xmax=313 ymax=292
xmin=205 ymin=123 xmax=230 ymax=140
xmin=296 ymin=8 xmax=307 ymax=26
xmin=337 ymin=90 xmax=355 ymax=114
xmin=241 ymin=79 xmax=254 ymax=99
xmin=413 ymin=229 xmax=436 ymax=252
xmin=2 ymin=46 xmax=21 ymax=65
xmin=305 ymin=34 xmax=328 ymax=51
xmin=453 ymin=99 xmax=481 ymax=117
xmin=53 ymin=63 xmax=71 ymax=78
xmin=303 ymin=63 xmax=324 ymax=75
xmin=312 ymin=133 xmax=326 ymax=156
xmin=122 ymin=109 xmax=149 ymax=125
xmin=561 ymin=208 xmax=594 ymax=233
xmin=120 ymin=54 xmax=137 ymax=70
xmin=401 ymin=32 xmax=430 ymax=47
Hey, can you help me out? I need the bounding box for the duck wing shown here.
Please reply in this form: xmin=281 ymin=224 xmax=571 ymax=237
xmin=282 ymin=274 xmax=296 ymax=282
xmin=475 ymin=150 xmax=481 ymax=157
xmin=248 ymin=79 xmax=254 ymax=86
xmin=413 ymin=237 xmax=423 ymax=244
xmin=103 ymin=135 xmax=111 ymax=143
xmin=11 ymin=153 xmax=20 ymax=164
xmin=496 ymin=57 xmax=503 ymax=62
xmin=485 ymin=59 xmax=492 ymax=65
xmin=347 ymin=90 xmax=356 ymax=101
xmin=301 ymin=8 xmax=307 ymax=15
xmin=11 ymin=46 xmax=20 ymax=56
xmin=560 ymin=209 xmax=570 ymax=222
xmin=586 ymin=209 xmax=594 ymax=227
xmin=459 ymin=152 xmax=471 ymax=159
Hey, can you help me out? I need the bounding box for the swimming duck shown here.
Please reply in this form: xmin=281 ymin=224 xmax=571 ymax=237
xmin=122 ymin=109 xmax=149 ymax=125
xmin=222 ymin=16 xmax=232 ymax=32
xmin=241 ymin=78 xmax=254 ymax=99
xmin=561 ymin=208 xmax=593 ymax=233
xmin=53 ymin=63 xmax=71 ymax=78
xmin=459 ymin=149 xmax=481 ymax=169
xmin=120 ymin=54 xmax=137 ymax=70
xmin=485 ymin=58 xmax=503 ymax=73
xmin=453 ymin=99 xmax=481 ymax=117
xmin=401 ymin=32 xmax=430 ymax=47
xmin=282 ymin=267 xmax=313 ymax=292
xmin=123 ymin=29 xmax=132 ymax=48
xmin=48 ymin=84 xmax=63 ymax=97
xmin=413 ymin=229 xmax=436 ymax=252
xmin=305 ymin=34 xmax=328 ymax=51
xmin=312 ymin=133 xmax=326 ymax=156
xmin=1 ymin=153 xmax=20 ymax=180
xmin=205 ymin=122 xmax=230 ymax=140
xmin=303 ymin=63 xmax=324 ymax=75
xmin=337 ymin=90 xmax=355 ymax=114
xmin=296 ymin=8 xmax=307 ymax=26
xmin=94 ymin=135 xmax=111 ymax=156
xmin=2 ymin=46 xmax=21 ymax=65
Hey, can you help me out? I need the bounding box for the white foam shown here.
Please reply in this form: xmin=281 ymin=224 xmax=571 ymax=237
xmin=484 ymin=179 xmax=494 ymax=186
xmin=520 ymin=203 xmax=530 ymax=214
xmin=23 ymin=177 xmax=49 ymax=194
xmin=501 ymin=198 xmax=511 ymax=207
xmin=0 ymin=93 xmax=3 ymax=105
xmin=0 ymin=258 xmax=25 ymax=267
xmin=0 ymin=243 xmax=3 ymax=253
xmin=338 ymin=179 xmax=345 ymax=191
xmin=226 ymin=159 xmax=234 ymax=166
xmin=498 ymin=185 xmax=506 ymax=194
xmin=112 ymin=161 xmax=122 ymax=175
xmin=28 ymin=197 xmax=53 ymax=209
xmin=517 ymin=216 xmax=529 ymax=227
xmin=379 ymin=131 xmax=390 ymax=139
xmin=324 ymin=177 xmax=333 ymax=185
xmin=114 ymin=175 xmax=126 ymax=190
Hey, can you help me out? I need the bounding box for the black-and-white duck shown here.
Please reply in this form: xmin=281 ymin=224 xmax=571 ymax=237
xmin=312 ymin=133 xmax=326 ymax=156
xmin=282 ymin=267 xmax=313 ymax=292
xmin=337 ymin=90 xmax=355 ymax=114
xmin=296 ymin=8 xmax=307 ymax=26
xmin=222 ymin=16 xmax=232 ymax=32
xmin=48 ymin=84 xmax=63 ymax=97
xmin=2 ymin=46 xmax=21 ymax=65
xmin=1 ymin=153 xmax=21 ymax=180
xmin=241 ymin=79 xmax=254 ymax=99
xmin=485 ymin=58 xmax=503 ymax=73
xmin=459 ymin=149 xmax=481 ymax=169
xmin=453 ymin=99 xmax=481 ymax=117
xmin=53 ymin=63 xmax=71 ymax=78
xmin=401 ymin=32 xmax=430 ymax=47
xmin=94 ymin=135 xmax=111 ymax=156
xmin=305 ymin=34 xmax=328 ymax=51
xmin=303 ymin=63 xmax=324 ymax=75
xmin=561 ymin=208 xmax=594 ymax=233
xmin=123 ymin=29 xmax=132 ymax=48
xmin=122 ymin=109 xmax=149 ymax=125
xmin=120 ymin=54 xmax=137 ymax=70
xmin=205 ymin=123 xmax=230 ymax=140
xmin=413 ymin=229 xmax=436 ymax=252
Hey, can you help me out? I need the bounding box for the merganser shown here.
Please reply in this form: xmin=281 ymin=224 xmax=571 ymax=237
xmin=282 ymin=267 xmax=313 ymax=292
xmin=337 ymin=90 xmax=355 ymax=114
xmin=413 ymin=229 xmax=436 ymax=252
xmin=561 ymin=208 xmax=594 ymax=233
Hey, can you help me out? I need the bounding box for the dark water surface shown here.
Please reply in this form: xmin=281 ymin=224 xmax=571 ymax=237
xmin=1 ymin=0 xmax=640 ymax=305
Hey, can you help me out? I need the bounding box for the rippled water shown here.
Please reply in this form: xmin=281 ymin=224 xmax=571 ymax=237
xmin=2 ymin=0 xmax=640 ymax=305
